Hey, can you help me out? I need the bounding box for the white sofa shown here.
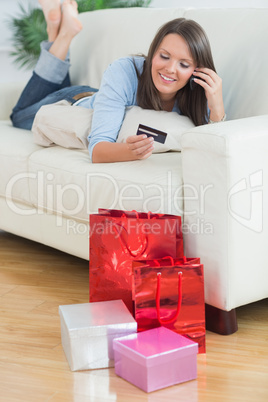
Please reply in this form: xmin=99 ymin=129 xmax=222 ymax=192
xmin=1 ymin=7 xmax=268 ymax=334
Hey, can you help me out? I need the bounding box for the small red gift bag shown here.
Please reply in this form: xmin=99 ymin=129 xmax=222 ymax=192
xmin=133 ymin=256 xmax=206 ymax=353
xmin=89 ymin=209 xmax=183 ymax=314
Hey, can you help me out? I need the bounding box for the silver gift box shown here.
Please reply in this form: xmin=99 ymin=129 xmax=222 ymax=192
xmin=59 ymin=300 xmax=137 ymax=371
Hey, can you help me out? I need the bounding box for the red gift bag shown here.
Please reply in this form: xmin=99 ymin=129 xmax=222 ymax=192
xmin=89 ymin=209 xmax=183 ymax=314
xmin=133 ymin=256 xmax=206 ymax=353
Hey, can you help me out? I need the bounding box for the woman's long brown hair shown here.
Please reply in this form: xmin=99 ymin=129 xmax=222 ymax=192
xmin=136 ymin=18 xmax=216 ymax=126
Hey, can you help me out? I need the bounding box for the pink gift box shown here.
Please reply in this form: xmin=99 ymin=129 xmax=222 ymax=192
xmin=113 ymin=326 xmax=198 ymax=393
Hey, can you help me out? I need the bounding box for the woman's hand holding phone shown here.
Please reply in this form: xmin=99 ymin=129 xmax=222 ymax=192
xmin=192 ymin=67 xmax=225 ymax=122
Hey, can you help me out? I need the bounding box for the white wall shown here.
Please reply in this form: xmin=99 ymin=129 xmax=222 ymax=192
xmin=1 ymin=0 xmax=267 ymax=83
xmin=0 ymin=0 xmax=38 ymax=83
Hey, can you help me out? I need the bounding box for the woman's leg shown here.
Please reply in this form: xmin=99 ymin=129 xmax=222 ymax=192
xmin=11 ymin=83 xmax=97 ymax=130
xmin=10 ymin=0 xmax=83 ymax=129
xmin=11 ymin=41 xmax=71 ymax=113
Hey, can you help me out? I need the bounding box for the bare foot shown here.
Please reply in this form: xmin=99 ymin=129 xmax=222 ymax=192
xmin=58 ymin=0 xmax=83 ymax=40
xmin=39 ymin=0 xmax=61 ymax=42
xmin=49 ymin=0 xmax=82 ymax=61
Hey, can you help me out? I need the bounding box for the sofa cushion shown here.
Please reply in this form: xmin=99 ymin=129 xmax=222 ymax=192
xmin=1 ymin=119 xmax=184 ymax=222
xmin=117 ymin=106 xmax=194 ymax=152
xmin=70 ymin=8 xmax=185 ymax=88
xmin=33 ymin=103 xmax=194 ymax=153
xmin=0 ymin=121 xmax=41 ymax=204
xmin=27 ymin=146 xmax=184 ymax=221
xmin=71 ymin=8 xmax=268 ymax=121
xmin=183 ymin=8 xmax=268 ymax=120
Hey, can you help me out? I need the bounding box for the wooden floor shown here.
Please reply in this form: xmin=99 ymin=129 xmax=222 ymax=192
xmin=0 ymin=230 xmax=267 ymax=402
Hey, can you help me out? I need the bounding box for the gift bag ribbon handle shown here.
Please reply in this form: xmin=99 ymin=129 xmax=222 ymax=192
xmin=104 ymin=210 xmax=157 ymax=258
xmin=108 ymin=221 xmax=148 ymax=258
xmin=156 ymin=271 xmax=182 ymax=325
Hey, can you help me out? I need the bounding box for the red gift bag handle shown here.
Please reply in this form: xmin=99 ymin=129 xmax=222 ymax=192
xmin=104 ymin=210 xmax=161 ymax=258
xmin=156 ymin=271 xmax=182 ymax=325
xmin=108 ymin=210 xmax=153 ymax=258
xmin=110 ymin=222 xmax=148 ymax=257
xmin=162 ymin=255 xmax=187 ymax=264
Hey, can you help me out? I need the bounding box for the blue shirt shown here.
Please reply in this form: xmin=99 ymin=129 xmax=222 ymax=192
xmin=77 ymin=56 xmax=180 ymax=159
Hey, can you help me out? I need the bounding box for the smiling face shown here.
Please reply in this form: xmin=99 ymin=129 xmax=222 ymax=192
xmin=151 ymin=33 xmax=196 ymax=102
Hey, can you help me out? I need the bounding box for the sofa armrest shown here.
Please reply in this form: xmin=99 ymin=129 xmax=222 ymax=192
xmin=181 ymin=115 xmax=268 ymax=311
xmin=0 ymin=82 xmax=26 ymax=120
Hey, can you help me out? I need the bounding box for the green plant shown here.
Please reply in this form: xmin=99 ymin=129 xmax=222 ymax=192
xmin=77 ymin=0 xmax=151 ymax=12
xmin=7 ymin=0 xmax=151 ymax=69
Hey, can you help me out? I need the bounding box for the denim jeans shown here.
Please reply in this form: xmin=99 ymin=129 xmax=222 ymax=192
xmin=10 ymin=41 xmax=98 ymax=130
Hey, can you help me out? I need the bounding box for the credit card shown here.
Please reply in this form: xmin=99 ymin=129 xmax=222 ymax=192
xmin=136 ymin=124 xmax=167 ymax=144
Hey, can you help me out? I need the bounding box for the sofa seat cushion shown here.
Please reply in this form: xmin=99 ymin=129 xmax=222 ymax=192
xmin=0 ymin=121 xmax=41 ymax=204
xmin=28 ymin=146 xmax=183 ymax=221
xmin=0 ymin=119 xmax=183 ymax=221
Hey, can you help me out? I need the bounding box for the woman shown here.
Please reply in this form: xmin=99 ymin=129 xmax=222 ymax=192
xmin=11 ymin=0 xmax=225 ymax=163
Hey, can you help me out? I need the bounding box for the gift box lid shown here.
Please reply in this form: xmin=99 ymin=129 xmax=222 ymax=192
xmin=113 ymin=327 xmax=198 ymax=367
xmin=59 ymin=300 xmax=137 ymax=339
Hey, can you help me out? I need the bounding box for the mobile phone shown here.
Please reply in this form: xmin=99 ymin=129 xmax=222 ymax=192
xmin=190 ymin=75 xmax=196 ymax=90
xmin=190 ymin=75 xmax=205 ymax=90
xmin=136 ymin=124 xmax=167 ymax=144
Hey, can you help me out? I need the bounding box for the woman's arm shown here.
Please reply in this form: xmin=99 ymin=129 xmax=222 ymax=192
xmin=88 ymin=57 xmax=148 ymax=163
xmin=92 ymin=134 xmax=154 ymax=163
